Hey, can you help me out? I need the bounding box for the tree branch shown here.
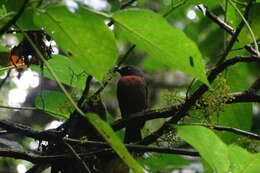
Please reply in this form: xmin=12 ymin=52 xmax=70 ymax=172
xmin=249 ymin=77 xmax=260 ymax=92
xmin=111 ymin=106 xmax=178 ymax=131
xmin=0 ymin=120 xmax=199 ymax=157
xmin=139 ymin=56 xmax=260 ymax=145
xmin=77 ymin=75 xmax=93 ymax=107
xmin=0 ymin=148 xmax=110 ymax=164
xmin=90 ymin=45 xmax=136 ymax=99
xmin=197 ymin=5 xmax=235 ymax=35
xmin=0 ymin=120 xmax=62 ymax=141
xmin=0 ymin=146 xmax=198 ymax=165
xmin=64 ymin=138 xmax=200 ymax=157
xmin=229 ymin=91 xmax=260 ymax=103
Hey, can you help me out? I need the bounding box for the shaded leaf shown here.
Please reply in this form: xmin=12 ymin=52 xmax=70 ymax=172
xmin=139 ymin=153 xmax=189 ymax=172
xmin=228 ymin=145 xmax=260 ymax=173
xmin=32 ymin=54 xmax=86 ymax=89
xmin=113 ymin=9 xmax=208 ymax=85
xmin=35 ymin=90 xmax=73 ymax=119
xmin=240 ymin=3 xmax=260 ymax=45
xmin=34 ymin=6 xmax=118 ymax=81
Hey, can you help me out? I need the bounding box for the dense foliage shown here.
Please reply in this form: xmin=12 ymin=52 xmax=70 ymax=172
xmin=0 ymin=0 xmax=259 ymax=172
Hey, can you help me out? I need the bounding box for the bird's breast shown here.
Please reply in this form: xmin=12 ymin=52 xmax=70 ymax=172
xmin=117 ymin=75 xmax=147 ymax=116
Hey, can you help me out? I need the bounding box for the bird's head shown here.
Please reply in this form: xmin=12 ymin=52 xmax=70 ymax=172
xmin=114 ymin=65 xmax=144 ymax=77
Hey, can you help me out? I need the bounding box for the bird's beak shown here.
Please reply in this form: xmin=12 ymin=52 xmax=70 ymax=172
xmin=114 ymin=66 xmax=121 ymax=73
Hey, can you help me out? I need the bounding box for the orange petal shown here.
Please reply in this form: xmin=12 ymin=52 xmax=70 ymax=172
xmin=9 ymin=55 xmax=28 ymax=69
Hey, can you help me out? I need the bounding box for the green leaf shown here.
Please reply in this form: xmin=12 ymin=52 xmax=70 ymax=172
xmin=34 ymin=6 xmax=118 ymax=81
xmin=240 ymin=3 xmax=260 ymax=45
xmin=139 ymin=153 xmax=189 ymax=172
xmin=226 ymin=2 xmax=241 ymax=28
xmin=218 ymin=64 xmax=252 ymax=143
xmin=85 ymin=113 xmax=144 ymax=173
xmin=177 ymin=125 xmax=230 ymax=172
xmin=112 ymin=9 xmax=208 ymax=85
xmin=35 ymin=90 xmax=73 ymax=119
xmin=17 ymin=9 xmax=38 ymax=29
xmin=218 ymin=103 xmax=251 ymax=143
xmin=32 ymin=54 xmax=86 ymax=89
xmin=228 ymin=145 xmax=260 ymax=173
xmin=0 ymin=45 xmax=7 ymax=52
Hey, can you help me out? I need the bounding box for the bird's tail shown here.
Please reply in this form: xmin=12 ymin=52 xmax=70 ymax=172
xmin=124 ymin=124 xmax=142 ymax=144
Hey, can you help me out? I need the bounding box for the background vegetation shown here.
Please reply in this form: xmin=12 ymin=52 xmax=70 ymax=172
xmin=0 ymin=0 xmax=259 ymax=172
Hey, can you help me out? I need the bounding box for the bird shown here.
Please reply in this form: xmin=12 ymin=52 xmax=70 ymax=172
xmin=116 ymin=65 xmax=147 ymax=143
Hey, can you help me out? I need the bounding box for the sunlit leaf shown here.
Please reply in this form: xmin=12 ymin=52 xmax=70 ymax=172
xmin=177 ymin=125 xmax=230 ymax=172
xmin=228 ymin=145 xmax=260 ymax=173
xmin=86 ymin=113 xmax=144 ymax=173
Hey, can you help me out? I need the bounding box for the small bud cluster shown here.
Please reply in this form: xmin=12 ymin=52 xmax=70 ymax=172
xmin=162 ymin=90 xmax=184 ymax=107
xmin=80 ymin=136 xmax=88 ymax=143
xmin=157 ymin=130 xmax=180 ymax=148
xmin=194 ymin=73 xmax=235 ymax=116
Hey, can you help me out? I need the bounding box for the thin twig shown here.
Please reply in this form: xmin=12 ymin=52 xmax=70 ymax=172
xmin=163 ymin=0 xmax=188 ymax=17
xmin=0 ymin=105 xmax=36 ymax=111
xmin=90 ymin=45 xmax=136 ymax=99
xmin=0 ymin=145 xmax=198 ymax=166
xmin=248 ymin=77 xmax=260 ymax=92
xmin=229 ymin=0 xmax=260 ymax=56
xmin=107 ymin=0 xmax=137 ymax=26
xmin=0 ymin=120 xmax=62 ymax=141
xmin=0 ymin=130 xmax=8 ymax=135
xmin=0 ymin=105 xmax=66 ymax=117
xmin=0 ymin=148 xmax=109 ymax=164
xmin=6 ymin=29 xmax=44 ymax=33
xmin=217 ymin=0 xmax=254 ymax=65
xmin=245 ymin=44 xmax=259 ymax=55
xmin=179 ymin=123 xmax=260 ymax=140
xmin=64 ymin=138 xmax=199 ymax=156
xmin=197 ymin=5 xmax=235 ymax=35
xmin=121 ymin=0 xmax=136 ymax=9
xmin=0 ymin=69 xmax=11 ymax=89
xmin=62 ymin=140 xmax=91 ymax=173
xmin=77 ymin=75 xmax=93 ymax=107
xmin=117 ymin=45 xmax=136 ymax=67
xmin=25 ymin=165 xmax=50 ymax=173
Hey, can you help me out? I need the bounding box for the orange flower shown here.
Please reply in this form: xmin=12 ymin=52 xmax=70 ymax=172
xmin=9 ymin=55 xmax=28 ymax=69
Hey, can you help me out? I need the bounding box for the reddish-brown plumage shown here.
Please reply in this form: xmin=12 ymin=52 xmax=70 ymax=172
xmin=117 ymin=75 xmax=146 ymax=115
xmin=116 ymin=66 xmax=147 ymax=143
